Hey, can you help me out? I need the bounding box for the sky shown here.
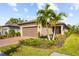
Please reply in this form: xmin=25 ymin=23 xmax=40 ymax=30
xmin=0 ymin=3 xmax=79 ymax=25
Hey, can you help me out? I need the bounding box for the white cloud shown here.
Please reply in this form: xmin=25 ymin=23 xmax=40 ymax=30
xmin=74 ymin=4 xmax=79 ymax=10
xmin=8 ymin=3 xmax=18 ymax=12
xmin=0 ymin=16 xmax=9 ymax=25
xmin=70 ymin=6 xmax=74 ymax=10
xmin=49 ymin=3 xmax=59 ymax=11
xmin=32 ymin=16 xmax=36 ymax=19
xmin=37 ymin=3 xmax=45 ymax=9
xmin=70 ymin=3 xmax=79 ymax=10
xmin=26 ymin=16 xmax=30 ymax=18
xmin=26 ymin=16 xmax=36 ymax=21
xmin=69 ymin=13 xmax=73 ymax=17
xmin=63 ymin=17 xmax=67 ymax=20
xmin=36 ymin=3 xmax=59 ymax=11
xmin=8 ymin=3 xmax=16 ymax=7
xmin=1 ymin=17 xmax=8 ymax=20
xmin=13 ymin=7 xmax=18 ymax=12
xmin=24 ymin=8 xmax=28 ymax=13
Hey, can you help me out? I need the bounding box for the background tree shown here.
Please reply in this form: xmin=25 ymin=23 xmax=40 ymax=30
xmin=5 ymin=18 xmax=24 ymax=25
xmin=68 ymin=24 xmax=79 ymax=34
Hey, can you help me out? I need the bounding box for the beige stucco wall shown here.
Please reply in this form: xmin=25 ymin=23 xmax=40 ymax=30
xmin=2 ymin=27 xmax=9 ymax=35
xmin=41 ymin=27 xmax=53 ymax=36
xmin=41 ymin=25 xmax=64 ymax=36
xmin=20 ymin=22 xmax=66 ymax=37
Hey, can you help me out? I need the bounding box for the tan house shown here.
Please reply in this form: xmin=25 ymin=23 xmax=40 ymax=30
xmin=0 ymin=24 xmax=20 ymax=36
xmin=19 ymin=20 xmax=68 ymax=38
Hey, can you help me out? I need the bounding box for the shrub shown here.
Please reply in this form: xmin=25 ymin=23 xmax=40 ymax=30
xmin=54 ymin=34 xmax=67 ymax=47
xmin=20 ymin=38 xmax=33 ymax=45
xmin=40 ymin=36 xmax=47 ymax=39
xmin=40 ymin=40 xmax=48 ymax=47
xmin=5 ymin=32 xmax=8 ymax=37
xmin=16 ymin=32 xmax=20 ymax=36
xmin=64 ymin=31 xmax=72 ymax=38
xmin=0 ymin=36 xmax=5 ymax=39
xmin=55 ymin=34 xmax=65 ymax=40
xmin=19 ymin=38 xmax=56 ymax=48
xmin=8 ymin=29 xmax=16 ymax=37
xmin=31 ymin=39 xmax=42 ymax=46
xmin=48 ymin=40 xmax=55 ymax=46
xmin=20 ymin=38 xmax=42 ymax=46
xmin=0 ymin=35 xmax=7 ymax=39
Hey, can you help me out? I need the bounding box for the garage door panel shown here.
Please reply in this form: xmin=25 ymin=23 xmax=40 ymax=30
xmin=22 ymin=26 xmax=37 ymax=37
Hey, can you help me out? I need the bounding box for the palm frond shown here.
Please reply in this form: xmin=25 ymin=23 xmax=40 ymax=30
xmin=36 ymin=16 xmax=46 ymax=27
xmin=56 ymin=12 xmax=67 ymax=21
xmin=57 ymin=12 xmax=67 ymax=17
xmin=47 ymin=9 xmax=56 ymax=17
xmin=37 ymin=10 xmax=45 ymax=16
xmin=45 ymin=4 xmax=50 ymax=11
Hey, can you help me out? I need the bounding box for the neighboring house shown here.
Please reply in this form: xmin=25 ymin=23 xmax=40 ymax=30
xmin=19 ymin=20 xmax=68 ymax=38
xmin=0 ymin=24 xmax=20 ymax=35
xmin=0 ymin=28 xmax=2 ymax=35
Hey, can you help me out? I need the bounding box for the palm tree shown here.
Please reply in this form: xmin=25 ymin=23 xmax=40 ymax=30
xmin=37 ymin=4 xmax=55 ymax=40
xmin=50 ymin=12 xmax=67 ymax=40
xmin=36 ymin=16 xmax=46 ymax=37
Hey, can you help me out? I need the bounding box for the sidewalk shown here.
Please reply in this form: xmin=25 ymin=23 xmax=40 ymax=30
xmin=50 ymin=52 xmax=68 ymax=56
xmin=0 ymin=52 xmax=7 ymax=56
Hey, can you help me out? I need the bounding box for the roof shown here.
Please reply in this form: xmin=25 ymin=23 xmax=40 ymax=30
xmin=19 ymin=20 xmax=68 ymax=29
xmin=2 ymin=24 xmax=20 ymax=27
xmin=19 ymin=20 xmax=66 ymax=25
xmin=18 ymin=20 xmax=35 ymax=25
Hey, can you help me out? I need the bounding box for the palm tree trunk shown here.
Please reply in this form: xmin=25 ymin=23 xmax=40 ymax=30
xmin=53 ymin=26 xmax=56 ymax=40
xmin=40 ymin=24 xmax=42 ymax=37
xmin=37 ymin=24 xmax=41 ymax=37
xmin=46 ymin=22 xmax=50 ymax=40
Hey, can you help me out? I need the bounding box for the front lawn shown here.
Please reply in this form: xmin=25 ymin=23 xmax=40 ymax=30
xmin=57 ymin=34 xmax=79 ymax=56
xmin=1 ymin=34 xmax=79 ymax=56
xmin=0 ymin=44 xmax=17 ymax=51
xmin=10 ymin=46 xmax=54 ymax=56
xmin=0 ymin=45 xmax=54 ymax=56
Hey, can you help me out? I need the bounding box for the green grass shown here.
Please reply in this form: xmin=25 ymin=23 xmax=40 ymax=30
xmin=0 ymin=45 xmax=54 ymax=56
xmin=57 ymin=34 xmax=79 ymax=56
xmin=0 ymin=44 xmax=17 ymax=51
xmin=10 ymin=46 xmax=54 ymax=56
xmin=2 ymin=34 xmax=79 ymax=56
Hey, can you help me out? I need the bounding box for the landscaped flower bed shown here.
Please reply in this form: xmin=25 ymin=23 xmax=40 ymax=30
xmin=19 ymin=38 xmax=57 ymax=48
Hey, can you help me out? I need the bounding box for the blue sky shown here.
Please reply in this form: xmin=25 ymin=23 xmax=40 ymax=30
xmin=0 ymin=3 xmax=79 ymax=25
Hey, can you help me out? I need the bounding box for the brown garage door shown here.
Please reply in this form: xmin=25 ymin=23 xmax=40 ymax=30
xmin=22 ymin=26 xmax=37 ymax=37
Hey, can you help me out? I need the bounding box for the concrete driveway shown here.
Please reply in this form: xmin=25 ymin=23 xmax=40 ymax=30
xmin=0 ymin=36 xmax=28 ymax=47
